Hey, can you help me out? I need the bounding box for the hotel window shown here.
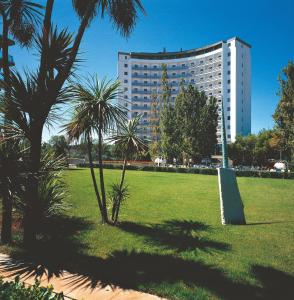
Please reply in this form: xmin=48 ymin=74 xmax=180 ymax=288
xmin=173 ymin=65 xmax=176 ymax=68
xmin=228 ymin=43 xmax=231 ymax=46
xmin=209 ymin=58 xmax=213 ymax=61
xmin=125 ymin=56 xmax=127 ymax=59
xmin=135 ymin=64 xmax=138 ymax=68
xmin=144 ymin=112 xmax=147 ymax=116
xmin=218 ymin=82 xmax=221 ymax=85
xmin=227 ymin=116 xmax=230 ymax=120
xmin=134 ymin=96 xmax=138 ymax=99
xmin=227 ymin=89 xmax=230 ymax=93
xmin=172 ymin=73 xmax=176 ymax=76
xmin=227 ymin=52 xmax=231 ymax=57
xmin=200 ymin=60 xmax=203 ymax=64
xmin=182 ymin=72 xmax=185 ymax=75
xmin=144 ymin=88 xmax=147 ymax=91
xmin=143 ymin=96 xmax=147 ymax=99
xmin=124 ymin=79 xmax=128 ymax=83
xmin=191 ymin=71 xmax=195 ymax=74
xmin=227 ymin=125 xmax=230 ymax=129
xmin=227 ymin=107 xmax=230 ymax=111
xmin=227 ymin=80 xmax=230 ymax=84
xmin=218 ymin=55 xmax=221 ymax=58
xmin=200 ymin=69 xmax=203 ymax=72
xmin=227 ymin=71 xmax=230 ymax=75
xmin=218 ymin=72 xmax=221 ymax=76
xmin=182 ymin=64 xmax=185 ymax=67
xmin=153 ymin=81 xmax=157 ymax=84
xmin=153 ymin=65 xmax=157 ymax=69
xmin=134 ymin=72 xmax=138 ymax=76
xmin=191 ymin=62 xmax=195 ymax=66
xmin=209 ymin=75 xmax=212 ymax=78
xmin=144 ymin=65 xmax=147 ymax=68
xmin=144 ymin=81 xmax=147 ymax=84
xmin=144 ymin=104 xmax=147 ymax=108
xmin=124 ymin=87 xmax=128 ymax=91
xmin=144 ymin=73 xmax=147 ymax=76
xmin=227 ymin=134 xmax=231 ymax=138
xmin=124 ymin=95 xmax=128 ymax=99
xmin=124 ymin=72 xmax=128 ymax=75
xmin=124 ymin=64 xmax=128 ymax=67
xmin=227 ymin=97 xmax=230 ymax=102
xmin=124 ymin=103 xmax=128 ymax=107
xmin=227 ymin=62 xmax=231 ymax=66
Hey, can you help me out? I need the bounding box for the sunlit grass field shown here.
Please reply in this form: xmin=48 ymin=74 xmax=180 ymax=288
xmin=61 ymin=168 xmax=294 ymax=300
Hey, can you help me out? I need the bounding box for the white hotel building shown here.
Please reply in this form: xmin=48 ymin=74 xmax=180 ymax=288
xmin=118 ymin=37 xmax=251 ymax=144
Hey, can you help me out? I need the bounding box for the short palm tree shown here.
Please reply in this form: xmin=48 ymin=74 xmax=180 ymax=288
xmin=109 ymin=115 xmax=148 ymax=223
xmin=65 ymin=76 xmax=126 ymax=223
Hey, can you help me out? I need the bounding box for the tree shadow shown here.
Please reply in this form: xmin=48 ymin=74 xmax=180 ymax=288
xmin=0 ymin=216 xmax=293 ymax=300
xmin=119 ymin=219 xmax=230 ymax=253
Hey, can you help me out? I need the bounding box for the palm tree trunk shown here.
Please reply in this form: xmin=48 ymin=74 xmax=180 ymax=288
xmin=114 ymin=157 xmax=127 ymax=224
xmin=98 ymin=120 xmax=108 ymax=223
xmin=1 ymin=15 xmax=13 ymax=244
xmin=23 ymin=127 xmax=42 ymax=246
xmin=87 ymin=136 xmax=104 ymax=222
xmin=1 ymin=177 xmax=12 ymax=244
xmin=54 ymin=0 xmax=96 ymax=91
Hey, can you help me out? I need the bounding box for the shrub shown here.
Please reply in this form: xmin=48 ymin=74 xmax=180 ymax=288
xmin=77 ymin=163 xmax=294 ymax=179
xmin=0 ymin=277 xmax=64 ymax=300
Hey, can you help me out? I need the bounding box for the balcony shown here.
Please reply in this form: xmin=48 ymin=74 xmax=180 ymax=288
xmin=0 ymin=53 xmax=15 ymax=67
xmin=132 ymin=105 xmax=151 ymax=110
xmin=132 ymin=65 xmax=189 ymax=71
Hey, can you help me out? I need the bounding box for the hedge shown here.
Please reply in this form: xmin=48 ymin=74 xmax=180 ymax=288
xmin=0 ymin=277 xmax=64 ymax=300
xmin=77 ymin=163 xmax=294 ymax=179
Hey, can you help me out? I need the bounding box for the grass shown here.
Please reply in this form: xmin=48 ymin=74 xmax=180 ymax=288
xmin=2 ymin=168 xmax=294 ymax=299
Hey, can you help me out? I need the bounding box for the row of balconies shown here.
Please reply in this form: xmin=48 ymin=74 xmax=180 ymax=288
xmin=131 ymin=67 xmax=222 ymax=79
xmin=131 ymin=77 xmax=222 ymax=87
xmin=130 ymin=56 xmax=222 ymax=71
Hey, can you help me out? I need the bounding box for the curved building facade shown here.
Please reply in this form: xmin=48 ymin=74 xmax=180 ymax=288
xmin=118 ymin=37 xmax=251 ymax=143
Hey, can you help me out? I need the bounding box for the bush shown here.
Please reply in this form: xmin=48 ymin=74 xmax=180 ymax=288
xmin=77 ymin=163 xmax=294 ymax=179
xmin=0 ymin=277 xmax=64 ymax=300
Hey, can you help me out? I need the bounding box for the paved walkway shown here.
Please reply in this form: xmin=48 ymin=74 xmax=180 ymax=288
xmin=0 ymin=253 xmax=166 ymax=300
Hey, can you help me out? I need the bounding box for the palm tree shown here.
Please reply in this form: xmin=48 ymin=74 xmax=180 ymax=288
xmin=0 ymin=0 xmax=42 ymax=244
xmin=2 ymin=0 xmax=145 ymax=245
xmin=64 ymin=103 xmax=104 ymax=222
xmin=67 ymin=76 xmax=126 ymax=223
xmin=109 ymin=115 xmax=148 ymax=224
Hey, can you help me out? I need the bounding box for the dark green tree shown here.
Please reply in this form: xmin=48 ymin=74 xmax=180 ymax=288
xmin=273 ymin=61 xmax=294 ymax=161
xmin=48 ymin=135 xmax=69 ymax=158
xmin=175 ymin=85 xmax=217 ymax=162
xmin=159 ymin=64 xmax=179 ymax=162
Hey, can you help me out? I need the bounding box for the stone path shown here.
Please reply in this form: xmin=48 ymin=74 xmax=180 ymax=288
xmin=0 ymin=253 xmax=166 ymax=300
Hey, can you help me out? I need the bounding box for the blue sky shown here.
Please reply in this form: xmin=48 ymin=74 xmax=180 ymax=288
xmin=9 ymin=0 xmax=294 ymax=140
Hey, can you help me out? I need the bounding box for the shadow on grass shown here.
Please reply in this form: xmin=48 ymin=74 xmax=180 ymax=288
xmin=119 ymin=220 xmax=230 ymax=253
xmin=0 ymin=216 xmax=293 ymax=300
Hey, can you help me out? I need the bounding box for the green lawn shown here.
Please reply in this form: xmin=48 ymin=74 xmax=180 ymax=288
xmin=60 ymin=168 xmax=294 ymax=300
xmin=4 ymin=168 xmax=294 ymax=300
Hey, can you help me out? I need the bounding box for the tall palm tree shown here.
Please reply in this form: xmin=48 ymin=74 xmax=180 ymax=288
xmin=67 ymin=76 xmax=126 ymax=223
xmin=2 ymin=0 xmax=145 ymax=245
xmin=0 ymin=0 xmax=42 ymax=244
xmin=64 ymin=105 xmax=104 ymax=222
xmin=109 ymin=115 xmax=148 ymax=224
